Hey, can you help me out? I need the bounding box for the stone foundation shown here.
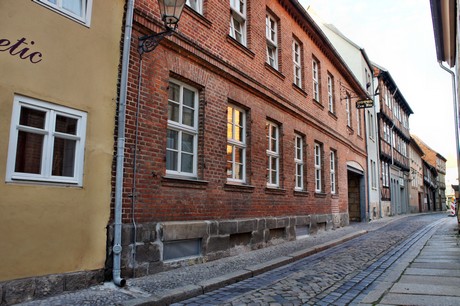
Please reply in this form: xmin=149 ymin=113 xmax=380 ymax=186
xmin=0 ymin=270 xmax=104 ymax=305
xmin=107 ymin=213 xmax=349 ymax=279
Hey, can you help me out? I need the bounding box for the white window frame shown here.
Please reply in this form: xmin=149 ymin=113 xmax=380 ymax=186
xmin=294 ymin=134 xmax=304 ymax=190
xmin=227 ymin=105 xmax=246 ymax=183
xmin=266 ymin=121 xmax=279 ymax=188
xmin=330 ymin=150 xmax=336 ymax=194
xmin=34 ymin=0 xmax=93 ymax=27
xmin=368 ymin=111 xmax=375 ymax=140
xmin=230 ymin=0 xmax=247 ymax=45
xmin=346 ymin=94 xmax=351 ymax=127
xmin=187 ymin=0 xmax=203 ymax=14
xmin=166 ymin=80 xmax=199 ymax=177
xmin=356 ymin=108 xmax=361 ymax=136
xmin=6 ymin=95 xmax=87 ymax=185
xmin=314 ymin=143 xmax=322 ymax=193
xmin=382 ymin=161 xmax=389 ymax=187
xmin=312 ymin=59 xmax=320 ymax=101
xmin=293 ymin=40 xmax=302 ymax=88
xmin=327 ymin=74 xmax=334 ymax=113
xmin=371 ymin=160 xmax=377 ymax=189
xmin=266 ymin=13 xmax=278 ymax=69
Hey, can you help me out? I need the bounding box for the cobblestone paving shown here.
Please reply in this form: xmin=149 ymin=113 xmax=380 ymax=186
xmin=175 ymin=214 xmax=446 ymax=305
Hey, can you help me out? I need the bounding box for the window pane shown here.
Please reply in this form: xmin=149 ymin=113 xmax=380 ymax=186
xmin=55 ymin=115 xmax=77 ymax=135
xmin=183 ymin=88 xmax=195 ymax=108
xmin=227 ymin=122 xmax=233 ymax=139
xmin=181 ymin=153 xmax=193 ymax=173
xmin=186 ymin=0 xmax=198 ymax=11
xmin=235 ymin=147 xmax=243 ymax=163
xmin=169 ymin=82 xmax=180 ymax=102
xmin=166 ymin=151 xmax=178 ymax=171
xmin=15 ymin=131 xmax=44 ymax=174
xmin=62 ymin=0 xmax=83 ymax=16
xmin=182 ymin=107 xmax=195 ymax=127
xmin=168 ymin=102 xmax=180 ymax=122
xmin=226 ymin=145 xmax=233 ymax=178
xmin=181 ymin=133 xmax=194 ymax=153
xmin=52 ymin=137 xmax=76 ymax=177
xmin=235 ymin=163 xmax=243 ymax=180
xmin=19 ymin=107 xmax=46 ymax=129
xmin=235 ymin=126 xmax=242 ymax=141
xmin=166 ymin=129 xmax=178 ymax=150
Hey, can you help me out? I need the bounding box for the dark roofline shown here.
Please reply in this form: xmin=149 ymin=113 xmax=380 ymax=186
xmin=373 ymin=63 xmax=414 ymax=115
xmin=289 ymin=0 xmax=369 ymax=100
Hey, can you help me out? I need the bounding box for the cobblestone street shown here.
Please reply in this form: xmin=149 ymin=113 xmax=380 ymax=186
xmin=174 ymin=213 xmax=447 ymax=305
xmin=17 ymin=213 xmax=453 ymax=305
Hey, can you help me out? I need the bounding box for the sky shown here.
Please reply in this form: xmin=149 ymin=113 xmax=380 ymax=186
xmin=298 ymin=0 xmax=456 ymax=172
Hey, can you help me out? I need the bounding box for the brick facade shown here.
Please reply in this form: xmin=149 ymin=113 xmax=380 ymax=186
xmin=110 ymin=0 xmax=368 ymax=277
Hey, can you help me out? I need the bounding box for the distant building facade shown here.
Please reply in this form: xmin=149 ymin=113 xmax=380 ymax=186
xmin=412 ymin=135 xmax=447 ymax=211
xmin=423 ymin=159 xmax=438 ymax=211
xmin=409 ymin=136 xmax=425 ymax=212
xmin=373 ymin=64 xmax=413 ymax=216
xmin=307 ymin=8 xmax=381 ymax=221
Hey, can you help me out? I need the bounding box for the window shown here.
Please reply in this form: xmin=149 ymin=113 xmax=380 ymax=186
xmin=346 ymin=94 xmax=351 ymax=127
xmin=312 ymin=59 xmax=320 ymax=101
xmin=314 ymin=143 xmax=322 ymax=192
xmin=365 ymin=68 xmax=372 ymax=94
xmin=382 ymin=161 xmax=389 ymax=187
xmin=230 ymin=0 xmax=246 ymax=45
xmin=371 ymin=160 xmax=377 ymax=189
xmin=294 ymin=134 xmax=304 ymax=190
xmin=187 ymin=0 xmax=203 ymax=14
xmin=368 ymin=111 xmax=375 ymax=139
xmin=7 ymin=95 xmax=87 ymax=185
xmin=34 ymin=0 xmax=93 ymax=26
xmin=266 ymin=13 xmax=278 ymax=69
xmin=166 ymin=80 xmax=199 ymax=177
xmin=227 ymin=105 xmax=246 ymax=183
xmin=266 ymin=121 xmax=279 ymax=187
xmin=356 ymin=108 xmax=361 ymax=136
xmin=293 ymin=40 xmax=302 ymax=88
xmin=327 ymin=74 xmax=334 ymax=113
xmin=330 ymin=150 xmax=336 ymax=194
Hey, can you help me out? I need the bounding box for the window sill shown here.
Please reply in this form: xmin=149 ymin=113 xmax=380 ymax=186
xmin=294 ymin=190 xmax=309 ymax=197
xmin=264 ymin=63 xmax=285 ymax=80
xmin=331 ymin=194 xmax=339 ymax=199
xmin=162 ymin=175 xmax=209 ymax=189
xmin=224 ymin=182 xmax=255 ymax=193
xmin=314 ymin=192 xmax=327 ymax=198
xmin=185 ymin=6 xmax=212 ymax=28
xmin=328 ymin=111 xmax=337 ymax=120
xmin=226 ymin=35 xmax=255 ymax=59
xmin=265 ymin=187 xmax=286 ymax=195
xmin=347 ymin=126 xmax=354 ymax=135
xmin=6 ymin=179 xmax=82 ymax=188
xmin=313 ymin=99 xmax=324 ymax=110
xmin=292 ymin=84 xmax=308 ymax=97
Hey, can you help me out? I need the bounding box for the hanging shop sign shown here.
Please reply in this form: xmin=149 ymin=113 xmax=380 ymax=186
xmin=355 ymin=99 xmax=374 ymax=109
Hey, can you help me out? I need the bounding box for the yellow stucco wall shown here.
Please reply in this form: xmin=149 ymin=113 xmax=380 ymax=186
xmin=0 ymin=0 xmax=124 ymax=281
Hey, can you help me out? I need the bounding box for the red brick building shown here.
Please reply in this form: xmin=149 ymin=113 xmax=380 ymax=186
xmin=110 ymin=0 xmax=369 ymax=278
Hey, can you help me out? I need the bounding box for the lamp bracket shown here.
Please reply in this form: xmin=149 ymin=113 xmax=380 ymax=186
xmin=138 ymin=28 xmax=174 ymax=55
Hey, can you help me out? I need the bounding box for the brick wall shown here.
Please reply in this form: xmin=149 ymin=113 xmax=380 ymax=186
xmin=110 ymin=0 xmax=368 ymax=275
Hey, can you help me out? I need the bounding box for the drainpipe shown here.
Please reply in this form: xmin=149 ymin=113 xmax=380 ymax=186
xmin=439 ymin=61 xmax=460 ymax=215
xmin=113 ymin=0 xmax=135 ymax=287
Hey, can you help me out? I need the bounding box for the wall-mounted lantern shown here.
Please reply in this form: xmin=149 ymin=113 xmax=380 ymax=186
xmin=139 ymin=0 xmax=186 ymax=55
